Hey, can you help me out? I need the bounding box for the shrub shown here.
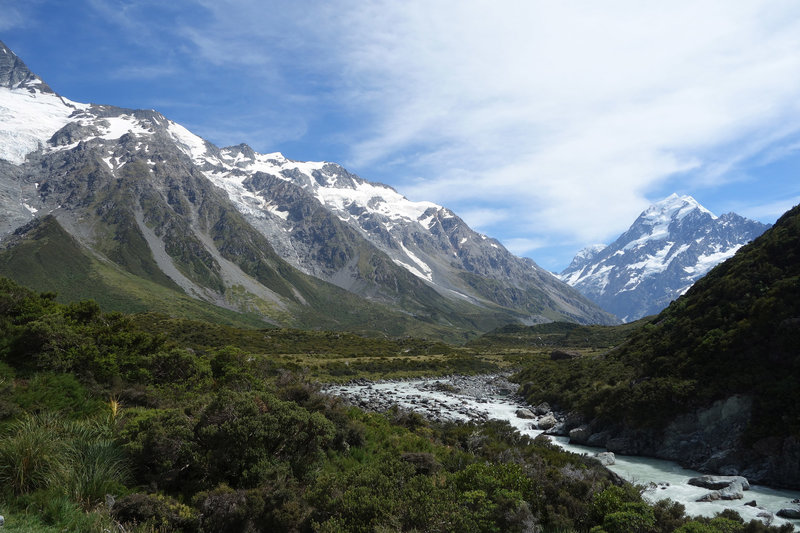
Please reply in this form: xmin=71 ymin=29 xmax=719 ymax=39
xmin=12 ymin=372 xmax=101 ymax=417
xmin=118 ymin=408 xmax=200 ymax=493
xmin=54 ymin=437 xmax=130 ymax=508
xmin=0 ymin=412 xmax=64 ymax=494
xmin=601 ymin=502 xmax=656 ymax=533
xmin=195 ymin=390 xmax=336 ymax=486
xmin=112 ymin=492 xmax=199 ymax=531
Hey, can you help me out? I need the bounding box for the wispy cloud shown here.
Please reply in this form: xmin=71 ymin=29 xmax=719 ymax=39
xmin=0 ymin=7 xmax=23 ymax=31
xmin=76 ymin=0 xmax=800 ymax=264
xmin=504 ymin=238 xmax=550 ymax=257
xmin=325 ymin=1 xmax=800 ymax=244
xmin=0 ymin=0 xmax=42 ymax=31
xmin=739 ymin=196 xmax=800 ymax=220
xmin=108 ymin=64 xmax=178 ymax=80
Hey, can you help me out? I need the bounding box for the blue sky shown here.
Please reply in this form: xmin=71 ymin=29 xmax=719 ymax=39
xmin=3 ymin=0 xmax=800 ymax=271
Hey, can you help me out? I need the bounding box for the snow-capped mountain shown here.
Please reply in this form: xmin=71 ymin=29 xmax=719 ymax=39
xmin=0 ymin=40 xmax=615 ymax=338
xmin=559 ymin=194 xmax=770 ymax=322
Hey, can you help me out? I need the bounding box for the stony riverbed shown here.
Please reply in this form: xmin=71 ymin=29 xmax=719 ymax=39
xmin=323 ymin=374 xmax=558 ymax=427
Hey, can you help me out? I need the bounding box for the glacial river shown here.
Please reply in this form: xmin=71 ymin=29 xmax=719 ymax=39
xmin=325 ymin=377 xmax=800 ymax=530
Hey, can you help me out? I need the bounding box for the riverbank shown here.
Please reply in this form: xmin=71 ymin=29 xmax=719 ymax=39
xmin=323 ymin=374 xmax=800 ymax=530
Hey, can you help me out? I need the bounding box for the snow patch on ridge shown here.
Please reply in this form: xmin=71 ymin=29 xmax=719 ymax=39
xmin=684 ymin=245 xmax=743 ymax=276
xmin=397 ymin=242 xmax=433 ymax=282
xmin=98 ymin=115 xmax=151 ymax=140
xmin=167 ymin=121 xmax=213 ymax=162
xmin=206 ymin=148 xmax=442 ymax=231
xmin=0 ymin=86 xmax=83 ymax=164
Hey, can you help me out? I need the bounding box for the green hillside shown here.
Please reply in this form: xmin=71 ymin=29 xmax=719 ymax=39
xmin=469 ymin=320 xmax=647 ymax=351
xmin=0 ymin=216 xmax=509 ymax=342
xmin=0 ymin=216 xmax=268 ymax=328
xmin=516 ymin=203 xmax=800 ymax=486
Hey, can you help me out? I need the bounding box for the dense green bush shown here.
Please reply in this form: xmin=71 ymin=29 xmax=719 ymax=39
xmin=0 ymin=275 xmax=795 ymax=532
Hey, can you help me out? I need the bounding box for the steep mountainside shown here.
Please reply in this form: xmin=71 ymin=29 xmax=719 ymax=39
xmin=560 ymin=194 xmax=769 ymax=321
xmin=0 ymin=40 xmax=615 ymax=338
xmin=520 ymin=202 xmax=800 ymax=488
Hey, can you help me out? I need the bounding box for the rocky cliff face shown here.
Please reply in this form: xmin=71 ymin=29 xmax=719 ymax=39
xmin=560 ymin=194 xmax=769 ymax=321
xmin=563 ymin=395 xmax=800 ymax=489
xmin=0 ymin=40 xmax=615 ymax=337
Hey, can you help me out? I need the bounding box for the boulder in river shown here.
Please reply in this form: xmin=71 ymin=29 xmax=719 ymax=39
xmin=537 ymin=414 xmax=558 ymax=430
xmin=718 ymin=480 xmax=746 ymax=500
xmin=533 ymin=402 xmax=551 ymax=415
xmin=688 ymin=475 xmax=750 ymax=491
xmin=569 ymin=424 xmax=592 ymax=444
xmin=587 ymin=430 xmax=611 ymax=447
xmin=516 ymin=408 xmax=536 ymax=419
xmin=696 ymin=479 xmax=747 ymax=502
xmin=777 ymin=507 xmax=800 ymax=519
xmin=545 ymin=422 xmax=568 ymax=436
xmin=595 ymin=452 xmax=615 ymax=466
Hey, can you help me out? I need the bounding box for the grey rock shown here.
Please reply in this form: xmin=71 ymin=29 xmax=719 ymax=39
xmin=533 ymin=402 xmax=551 ymax=415
xmin=688 ymin=475 xmax=750 ymax=491
xmin=595 ymin=452 xmax=615 ymax=466
xmin=537 ymin=414 xmax=558 ymax=430
xmin=568 ymin=424 xmax=592 ymax=444
xmin=696 ymin=480 xmax=746 ymax=502
xmin=516 ymin=408 xmax=536 ymax=419
xmin=777 ymin=508 xmax=800 ymax=519
xmin=587 ymin=430 xmax=611 ymax=447
xmin=545 ymin=422 xmax=568 ymax=436
xmin=0 ymin=40 xmax=53 ymax=91
xmin=696 ymin=492 xmax=721 ymax=502
xmin=563 ymin=412 xmax=586 ymax=430
xmin=718 ymin=480 xmax=746 ymax=500
xmin=606 ymin=437 xmax=633 ymax=454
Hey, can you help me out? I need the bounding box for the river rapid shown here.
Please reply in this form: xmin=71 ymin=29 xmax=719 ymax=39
xmin=323 ymin=374 xmax=800 ymax=530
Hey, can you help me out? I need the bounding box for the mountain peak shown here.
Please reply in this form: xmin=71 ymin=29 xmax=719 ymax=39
xmin=560 ymin=195 xmax=770 ymax=321
xmin=0 ymin=40 xmax=53 ymax=93
xmin=642 ymin=193 xmax=716 ymax=223
xmin=563 ymin=244 xmax=606 ymax=275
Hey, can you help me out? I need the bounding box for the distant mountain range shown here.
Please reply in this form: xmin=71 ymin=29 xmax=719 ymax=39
xmin=559 ymin=194 xmax=770 ymax=321
xmin=0 ymin=40 xmax=615 ymax=340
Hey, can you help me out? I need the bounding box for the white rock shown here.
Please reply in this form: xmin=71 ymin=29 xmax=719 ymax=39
xmin=595 ymin=452 xmax=616 ymax=466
